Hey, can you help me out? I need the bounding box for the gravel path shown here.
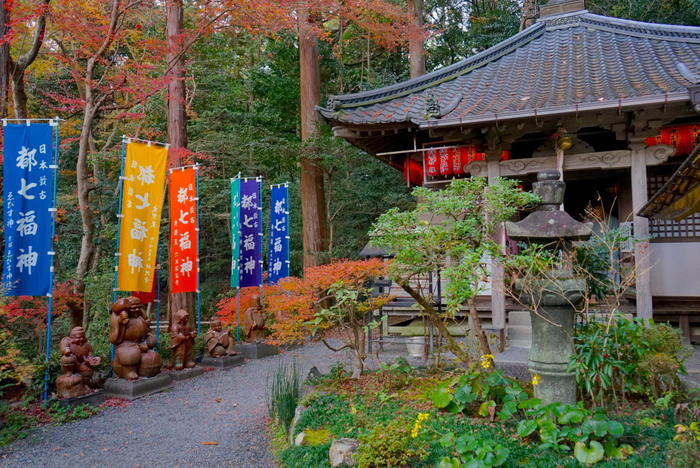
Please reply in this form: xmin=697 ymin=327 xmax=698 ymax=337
xmin=0 ymin=342 xmax=347 ymax=468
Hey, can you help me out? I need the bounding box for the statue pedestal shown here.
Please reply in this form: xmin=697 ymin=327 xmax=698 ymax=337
xmin=201 ymin=355 xmax=245 ymax=369
xmin=235 ymin=342 xmax=278 ymax=359
xmin=165 ymin=366 xmax=204 ymax=381
xmin=103 ymin=373 xmax=173 ymax=400
xmin=58 ymin=389 xmax=104 ymax=408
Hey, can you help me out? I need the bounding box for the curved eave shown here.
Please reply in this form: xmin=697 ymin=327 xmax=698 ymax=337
xmin=417 ymin=92 xmax=692 ymax=129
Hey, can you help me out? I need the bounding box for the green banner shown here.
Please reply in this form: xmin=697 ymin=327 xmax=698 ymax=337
xmin=230 ymin=177 xmax=241 ymax=288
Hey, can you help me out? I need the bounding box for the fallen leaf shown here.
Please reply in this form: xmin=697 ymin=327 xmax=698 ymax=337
xmin=201 ymin=442 xmax=219 ymax=446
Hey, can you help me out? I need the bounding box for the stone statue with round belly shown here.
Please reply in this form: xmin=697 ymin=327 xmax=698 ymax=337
xmin=109 ymin=296 xmax=162 ymax=380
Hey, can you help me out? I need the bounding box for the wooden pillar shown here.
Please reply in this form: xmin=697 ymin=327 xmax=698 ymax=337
xmin=630 ymin=140 xmax=653 ymax=319
xmin=487 ymin=156 xmax=506 ymax=333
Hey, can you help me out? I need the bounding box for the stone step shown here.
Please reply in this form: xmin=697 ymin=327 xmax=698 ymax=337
xmin=507 ymin=325 xmax=532 ymax=343
xmin=509 ymin=340 xmax=532 ymax=349
xmin=508 ymin=311 xmax=531 ymax=326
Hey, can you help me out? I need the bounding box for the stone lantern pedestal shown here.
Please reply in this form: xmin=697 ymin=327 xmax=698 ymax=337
xmin=506 ymin=170 xmax=592 ymax=405
xmin=515 ymin=273 xmax=586 ymax=405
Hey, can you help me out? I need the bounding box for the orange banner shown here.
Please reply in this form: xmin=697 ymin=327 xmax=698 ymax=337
xmin=117 ymin=142 xmax=168 ymax=291
xmin=169 ymin=167 xmax=198 ymax=293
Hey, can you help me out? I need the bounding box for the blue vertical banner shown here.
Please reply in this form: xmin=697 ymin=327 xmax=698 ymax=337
xmin=238 ymin=178 xmax=263 ymax=287
xmin=2 ymin=123 xmax=56 ymax=296
xmin=230 ymin=177 xmax=241 ymax=288
xmin=268 ymin=183 xmax=290 ymax=284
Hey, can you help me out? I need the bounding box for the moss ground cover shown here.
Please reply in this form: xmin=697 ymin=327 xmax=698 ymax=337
xmin=275 ymin=364 xmax=691 ymax=468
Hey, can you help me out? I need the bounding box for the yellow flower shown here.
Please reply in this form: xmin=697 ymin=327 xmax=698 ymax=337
xmin=532 ymin=374 xmax=541 ymax=386
xmin=410 ymin=413 xmax=429 ymax=438
xmin=350 ymin=405 xmax=357 ymax=415
xmin=480 ymin=354 xmax=494 ymax=369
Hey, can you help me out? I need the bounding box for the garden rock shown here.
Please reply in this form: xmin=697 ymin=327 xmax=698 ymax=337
xmin=329 ymin=438 xmax=358 ymax=467
xmin=294 ymin=431 xmax=306 ymax=446
xmin=288 ymin=405 xmax=307 ymax=444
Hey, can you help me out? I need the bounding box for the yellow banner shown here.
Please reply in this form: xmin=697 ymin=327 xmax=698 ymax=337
xmin=117 ymin=142 xmax=168 ymax=291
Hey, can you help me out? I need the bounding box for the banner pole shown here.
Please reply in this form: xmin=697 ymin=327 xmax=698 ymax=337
xmin=112 ymin=137 xmax=127 ymax=304
xmin=155 ymin=262 xmax=161 ymax=345
xmin=195 ymin=165 xmax=201 ymax=336
xmin=110 ymin=137 xmax=127 ymax=363
xmin=235 ymin=290 xmax=240 ymax=342
xmin=41 ymin=118 xmax=60 ymax=401
xmin=258 ymin=177 xmax=264 ymax=306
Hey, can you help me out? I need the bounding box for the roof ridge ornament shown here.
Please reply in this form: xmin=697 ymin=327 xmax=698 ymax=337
xmin=424 ymin=92 xmax=441 ymax=119
xmin=539 ymin=0 xmax=586 ymax=19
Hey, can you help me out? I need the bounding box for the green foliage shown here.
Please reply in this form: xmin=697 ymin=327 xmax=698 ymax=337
xmin=425 ymin=0 xmax=522 ymax=69
xmin=665 ymin=439 xmax=700 ymax=468
xmin=438 ymin=431 xmax=510 ymax=468
xmin=356 ymin=419 xmax=428 ymax=468
xmin=303 ymin=428 xmax=332 ymax=446
xmin=371 ymin=177 xmax=538 ymax=361
xmin=268 ymin=360 xmax=302 ymax=432
xmin=568 ymin=316 xmax=688 ymax=405
xmin=515 ymin=401 xmax=633 ymax=464
xmin=430 ymin=369 xmax=530 ymax=420
xmin=587 ymin=0 xmax=700 ymax=25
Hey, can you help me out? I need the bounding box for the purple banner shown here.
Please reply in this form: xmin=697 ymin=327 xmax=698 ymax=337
xmin=238 ymin=178 xmax=262 ymax=287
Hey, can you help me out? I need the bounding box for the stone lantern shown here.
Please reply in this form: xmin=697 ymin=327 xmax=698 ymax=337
xmin=505 ymin=170 xmax=592 ymax=405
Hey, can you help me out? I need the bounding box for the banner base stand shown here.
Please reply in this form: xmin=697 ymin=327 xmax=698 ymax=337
xmin=57 ymin=389 xmax=105 ymax=408
xmin=164 ymin=366 xmax=204 ymax=381
xmin=103 ymin=373 xmax=173 ymax=400
xmin=235 ymin=342 xmax=279 ymax=359
xmin=201 ymin=355 xmax=245 ymax=369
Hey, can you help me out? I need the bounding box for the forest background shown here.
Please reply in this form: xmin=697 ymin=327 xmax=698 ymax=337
xmin=1 ymin=0 xmax=698 ymax=394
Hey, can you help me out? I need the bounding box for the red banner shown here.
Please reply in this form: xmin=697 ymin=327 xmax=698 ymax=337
xmin=132 ymin=275 xmax=156 ymax=304
xmin=169 ymin=167 xmax=198 ymax=293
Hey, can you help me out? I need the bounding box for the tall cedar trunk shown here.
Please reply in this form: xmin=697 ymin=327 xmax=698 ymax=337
xmin=298 ymin=6 xmax=329 ymax=268
xmin=407 ymin=0 xmax=425 ymax=79
xmin=166 ymin=0 xmax=193 ymax=325
xmin=0 ymin=2 xmax=9 ymax=117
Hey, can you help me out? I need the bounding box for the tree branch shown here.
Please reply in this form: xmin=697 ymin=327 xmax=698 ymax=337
xmin=321 ymin=339 xmax=351 ymax=352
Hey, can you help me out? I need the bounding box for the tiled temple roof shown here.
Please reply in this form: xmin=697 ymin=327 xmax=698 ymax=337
xmin=319 ymin=10 xmax=700 ymax=129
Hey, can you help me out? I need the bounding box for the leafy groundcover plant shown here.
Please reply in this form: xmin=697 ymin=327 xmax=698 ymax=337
xmin=273 ymin=360 xmax=683 ymax=468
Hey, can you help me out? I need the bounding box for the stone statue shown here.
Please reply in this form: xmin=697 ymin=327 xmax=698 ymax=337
xmin=109 ymin=296 xmax=162 ymax=380
xmin=169 ymin=309 xmax=197 ymax=370
xmin=241 ymin=293 xmax=267 ymax=342
xmin=56 ymin=327 xmax=101 ymax=398
xmin=204 ymin=319 xmax=238 ymax=358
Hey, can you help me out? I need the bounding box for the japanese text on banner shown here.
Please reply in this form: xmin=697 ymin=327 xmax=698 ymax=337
xmin=238 ymin=179 xmax=262 ymax=288
xmin=230 ymin=178 xmax=241 ymax=288
xmin=267 ymin=185 xmax=290 ymax=284
xmin=117 ymin=142 xmax=167 ymax=291
xmin=2 ymin=123 xmax=55 ymax=296
xmin=169 ymin=167 xmax=198 ymax=293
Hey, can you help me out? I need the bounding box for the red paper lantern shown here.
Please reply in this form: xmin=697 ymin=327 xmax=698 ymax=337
xmin=425 ymin=149 xmax=439 ymax=177
xmin=645 ymin=124 xmax=700 ymax=156
xmin=403 ymin=157 xmax=424 ymax=186
xmin=439 ymin=147 xmax=452 ymax=176
xmin=452 ymin=147 xmax=464 ymax=175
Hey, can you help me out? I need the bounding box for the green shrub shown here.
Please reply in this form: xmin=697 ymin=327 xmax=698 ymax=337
xmin=268 ymin=359 xmax=301 ymax=432
xmin=569 ymin=316 xmax=688 ymax=404
xmin=357 ymin=419 xmax=428 ymax=468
